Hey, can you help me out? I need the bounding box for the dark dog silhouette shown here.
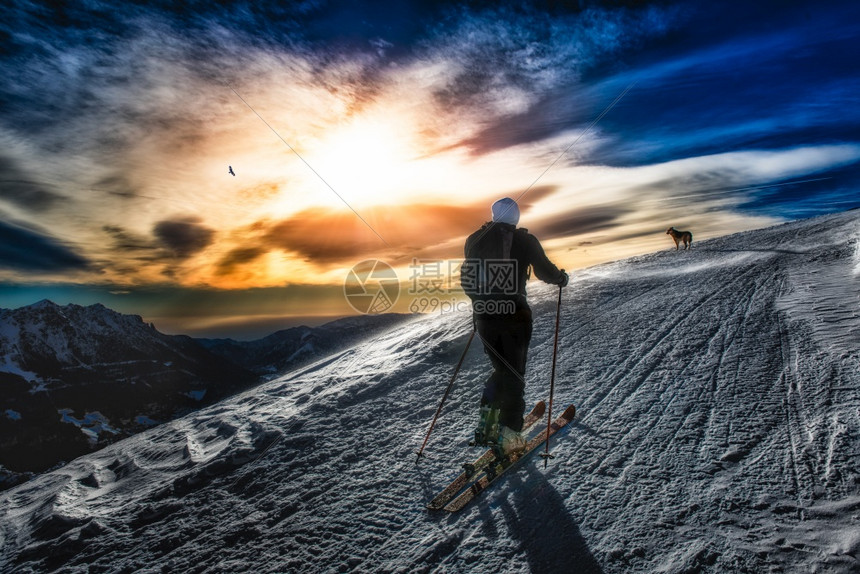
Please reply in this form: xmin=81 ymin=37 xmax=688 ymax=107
xmin=666 ymin=227 xmax=692 ymax=250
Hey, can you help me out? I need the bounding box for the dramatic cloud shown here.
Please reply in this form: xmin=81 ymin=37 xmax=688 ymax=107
xmin=215 ymin=246 xmax=267 ymax=276
xmin=153 ymin=217 xmax=216 ymax=258
xmin=433 ymin=5 xmax=679 ymax=156
xmin=0 ymin=156 xmax=65 ymax=211
xmin=102 ymin=225 xmax=156 ymax=253
xmin=626 ymin=145 xmax=860 ymax=210
xmin=0 ymin=220 xmax=89 ymax=272
xmin=535 ymin=205 xmax=633 ymax=240
xmin=214 ymin=185 xmax=563 ymax=271
xmin=233 ymin=203 xmax=490 ymax=266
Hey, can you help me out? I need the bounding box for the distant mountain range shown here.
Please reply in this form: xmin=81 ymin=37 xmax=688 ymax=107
xmin=0 ymin=300 xmax=411 ymax=489
xmin=197 ymin=313 xmax=413 ymax=376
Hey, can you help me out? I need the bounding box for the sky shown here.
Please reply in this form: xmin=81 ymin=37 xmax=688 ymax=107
xmin=1 ymin=0 xmax=859 ymax=338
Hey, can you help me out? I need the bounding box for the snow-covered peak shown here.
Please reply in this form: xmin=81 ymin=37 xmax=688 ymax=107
xmin=0 ymin=300 xmax=158 ymax=372
xmin=21 ymin=299 xmax=58 ymax=311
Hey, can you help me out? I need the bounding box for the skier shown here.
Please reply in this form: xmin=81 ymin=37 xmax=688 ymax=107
xmin=462 ymin=197 xmax=568 ymax=457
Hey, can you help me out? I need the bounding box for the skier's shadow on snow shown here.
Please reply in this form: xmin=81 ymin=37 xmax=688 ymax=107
xmin=500 ymin=463 xmax=604 ymax=573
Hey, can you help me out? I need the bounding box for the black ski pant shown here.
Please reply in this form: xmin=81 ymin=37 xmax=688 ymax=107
xmin=475 ymin=308 xmax=533 ymax=432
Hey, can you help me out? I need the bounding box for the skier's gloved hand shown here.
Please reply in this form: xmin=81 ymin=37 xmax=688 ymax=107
xmin=557 ymin=269 xmax=569 ymax=288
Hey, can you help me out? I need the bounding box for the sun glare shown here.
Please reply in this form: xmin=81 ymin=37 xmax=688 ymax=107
xmin=308 ymin=116 xmax=419 ymax=207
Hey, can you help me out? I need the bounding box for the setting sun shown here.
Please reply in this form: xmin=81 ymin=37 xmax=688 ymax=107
xmin=308 ymin=114 xmax=420 ymax=207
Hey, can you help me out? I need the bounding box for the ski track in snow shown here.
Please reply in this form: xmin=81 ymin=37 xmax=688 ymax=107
xmin=1 ymin=211 xmax=859 ymax=573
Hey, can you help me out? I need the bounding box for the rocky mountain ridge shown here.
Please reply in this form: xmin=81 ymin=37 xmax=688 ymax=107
xmin=0 ymin=300 xmax=254 ymax=489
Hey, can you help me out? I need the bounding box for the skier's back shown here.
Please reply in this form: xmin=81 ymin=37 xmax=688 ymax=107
xmin=462 ymin=197 xmax=568 ymax=456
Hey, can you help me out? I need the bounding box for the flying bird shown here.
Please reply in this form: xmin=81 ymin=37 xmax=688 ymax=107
xmin=228 ymin=166 xmax=235 ymax=176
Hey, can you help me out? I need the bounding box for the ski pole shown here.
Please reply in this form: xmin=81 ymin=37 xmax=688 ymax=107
xmin=416 ymin=329 xmax=476 ymax=463
xmin=540 ymin=284 xmax=563 ymax=467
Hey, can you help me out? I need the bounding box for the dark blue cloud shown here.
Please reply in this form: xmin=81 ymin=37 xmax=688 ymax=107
xmin=592 ymin=25 xmax=860 ymax=165
xmin=0 ymin=156 xmax=65 ymax=211
xmin=455 ymin=0 xmax=860 ymax=166
xmin=0 ymin=220 xmax=89 ymax=271
xmin=737 ymin=164 xmax=860 ymax=219
xmin=534 ymin=204 xmax=633 ymax=240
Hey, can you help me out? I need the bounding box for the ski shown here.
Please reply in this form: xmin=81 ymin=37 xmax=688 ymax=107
xmin=443 ymin=404 xmax=576 ymax=513
xmin=426 ymin=400 xmax=546 ymax=511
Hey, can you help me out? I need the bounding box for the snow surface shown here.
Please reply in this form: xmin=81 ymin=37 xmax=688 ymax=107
xmin=1 ymin=210 xmax=859 ymax=573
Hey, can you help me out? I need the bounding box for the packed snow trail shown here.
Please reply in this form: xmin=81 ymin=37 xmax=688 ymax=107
xmin=1 ymin=210 xmax=858 ymax=573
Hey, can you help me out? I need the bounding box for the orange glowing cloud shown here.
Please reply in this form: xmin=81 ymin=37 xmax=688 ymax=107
xmin=214 ymin=190 xmax=560 ymax=279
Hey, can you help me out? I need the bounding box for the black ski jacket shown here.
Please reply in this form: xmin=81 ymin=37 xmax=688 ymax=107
xmin=463 ymin=222 xmax=565 ymax=315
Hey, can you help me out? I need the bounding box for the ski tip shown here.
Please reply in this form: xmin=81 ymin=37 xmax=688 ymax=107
xmin=563 ymin=404 xmax=576 ymax=420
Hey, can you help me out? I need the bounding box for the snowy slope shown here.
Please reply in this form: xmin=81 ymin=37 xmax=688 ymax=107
xmin=1 ymin=210 xmax=858 ymax=573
